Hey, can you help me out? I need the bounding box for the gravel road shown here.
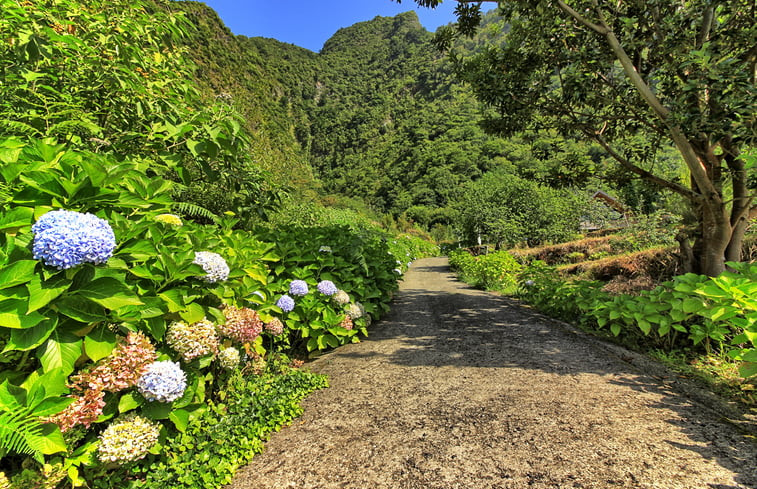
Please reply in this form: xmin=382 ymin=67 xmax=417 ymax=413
xmin=230 ymin=257 xmax=757 ymax=489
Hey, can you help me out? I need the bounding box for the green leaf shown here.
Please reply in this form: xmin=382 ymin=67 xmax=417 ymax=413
xmin=26 ymin=369 xmax=68 ymax=400
xmin=741 ymin=349 xmax=757 ymax=363
xmin=36 ymin=331 xmax=82 ymax=375
xmin=76 ymin=277 xmax=143 ymax=310
xmin=84 ymin=326 xmax=117 ymax=362
xmin=0 ymin=299 xmax=46 ymax=329
xmin=26 ymin=275 xmax=68 ymax=312
xmin=682 ymin=298 xmax=704 ymax=314
xmin=26 ymin=424 xmax=67 ymax=455
xmin=0 ymin=207 xmax=34 ymax=232
xmin=141 ymin=401 xmax=172 ymax=420
xmin=118 ymin=392 xmax=144 ymax=414
xmin=738 ymin=362 xmax=757 ymax=378
xmin=159 ymin=289 xmax=185 ymax=313
xmin=5 ymin=318 xmax=58 ymax=352
xmin=637 ymin=319 xmax=651 ymax=335
xmin=30 ymin=397 xmax=74 ymax=418
xmin=169 ymin=408 xmax=191 ymax=432
xmin=610 ymin=323 xmax=621 ymax=336
xmin=179 ymin=302 xmax=205 ymax=323
xmin=0 ymin=260 xmax=36 ymax=290
xmin=55 ymin=296 xmax=104 ymax=322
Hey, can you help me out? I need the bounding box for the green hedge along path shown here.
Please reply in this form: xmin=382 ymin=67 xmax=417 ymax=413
xmin=230 ymin=257 xmax=757 ymax=489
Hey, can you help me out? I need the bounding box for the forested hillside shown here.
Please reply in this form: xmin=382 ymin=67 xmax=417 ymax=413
xmin=175 ymin=3 xmax=632 ymax=240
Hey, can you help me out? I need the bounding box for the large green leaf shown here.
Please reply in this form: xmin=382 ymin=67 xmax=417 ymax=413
xmin=0 ymin=260 xmax=37 ymax=290
xmin=75 ymin=277 xmax=143 ymax=310
xmin=26 ymin=275 xmax=68 ymax=312
xmin=0 ymin=207 xmax=34 ymax=232
xmin=84 ymin=325 xmax=117 ymax=362
xmin=36 ymin=331 xmax=82 ymax=375
xmin=118 ymin=391 xmax=144 ymax=414
xmin=5 ymin=317 xmax=58 ymax=352
xmin=0 ymin=298 xmax=46 ymax=329
xmin=55 ymin=296 xmax=105 ymax=322
xmin=26 ymin=424 xmax=67 ymax=455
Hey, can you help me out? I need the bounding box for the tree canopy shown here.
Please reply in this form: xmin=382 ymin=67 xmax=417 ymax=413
xmin=402 ymin=0 xmax=756 ymax=275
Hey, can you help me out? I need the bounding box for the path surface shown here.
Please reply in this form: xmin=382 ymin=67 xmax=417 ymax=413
xmin=231 ymin=257 xmax=757 ymax=489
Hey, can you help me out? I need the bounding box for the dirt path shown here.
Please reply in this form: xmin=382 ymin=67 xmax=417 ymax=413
xmin=230 ymin=257 xmax=757 ymax=489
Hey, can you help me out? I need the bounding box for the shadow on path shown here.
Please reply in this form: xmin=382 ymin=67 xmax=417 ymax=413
xmin=231 ymin=257 xmax=757 ymax=489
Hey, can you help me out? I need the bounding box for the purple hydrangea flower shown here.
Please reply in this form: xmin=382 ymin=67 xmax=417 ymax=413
xmin=32 ymin=210 xmax=116 ymax=269
xmin=288 ymin=280 xmax=309 ymax=296
xmin=136 ymin=361 xmax=186 ymax=403
xmin=276 ymin=294 xmax=295 ymax=313
xmin=317 ymin=280 xmax=338 ymax=296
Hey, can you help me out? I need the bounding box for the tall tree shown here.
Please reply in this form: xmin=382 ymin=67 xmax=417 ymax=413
xmin=400 ymin=0 xmax=756 ymax=276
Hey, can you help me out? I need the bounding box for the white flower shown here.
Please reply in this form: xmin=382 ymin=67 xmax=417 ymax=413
xmin=193 ymin=251 xmax=230 ymax=283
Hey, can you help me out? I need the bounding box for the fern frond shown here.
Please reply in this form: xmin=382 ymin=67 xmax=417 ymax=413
xmin=0 ymin=408 xmax=44 ymax=458
xmin=0 ymin=119 xmax=41 ymax=137
xmin=173 ymin=201 xmax=219 ymax=222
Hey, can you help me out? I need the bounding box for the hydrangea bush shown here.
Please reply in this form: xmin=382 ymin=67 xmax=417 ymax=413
xmin=0 ymin=139 xmax=438 ymax=488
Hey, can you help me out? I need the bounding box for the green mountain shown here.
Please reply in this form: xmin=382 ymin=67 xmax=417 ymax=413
xmin=176 ymin=4 xmax=519 ymax=219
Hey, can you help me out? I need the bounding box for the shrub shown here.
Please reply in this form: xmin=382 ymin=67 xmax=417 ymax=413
xmin=517 ymin=262 xmax=757 ymax=378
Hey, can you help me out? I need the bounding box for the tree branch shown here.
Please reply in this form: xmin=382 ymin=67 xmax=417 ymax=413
xmin=589 ymin=131 xmax=700 ymax=200
xmin=554 ymin=0 xmax=608 ymax=35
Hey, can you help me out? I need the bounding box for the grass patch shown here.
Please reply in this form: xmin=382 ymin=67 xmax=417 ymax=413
xmin=648 ymin=350 xmax=756 ymax=408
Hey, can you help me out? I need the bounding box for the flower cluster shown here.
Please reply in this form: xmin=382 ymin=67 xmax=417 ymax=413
xmin=264 ymin=317 xmax=284 ymax=336
xmin=317 ymin=280 xmax=338 ymax=296
xmin=289 ymin=280 xmax=309 ymax=296
xmin=339 ymin=316 xmax=354 ymax=331
xmin=250 ymin=354 xmax=267 ymax=375
xmin=393 ymin=269 xmax=402 ymax=275
xmin=332 ymin=289 xmax=350 ymax=306
xmin=97 ymin=414 xmax=160 ymax=464
xmin=166 ymin=320 xmax=219 ymax=361
xmin=49 ymin=332 xmax=157 ymax=432
xmin=46 ymin=389 xmax=106 ymax=433
xmin=154 ymin=213 xmax=182 ymax=226
xmin=219 ymin=306 xmax=263 ymax=344
xmin=137 ymin=361 xmax=186 ymax=403
xmin=32 ymin=209 xmax=116 ymax=269
xmin=218 ymin=347 xmax=241 ymax=370
xmin=72 ymin=331 xmax=157 ymax=392
xmin=346 ymin=302 xmax=365 ymax=319
xmin=318 ymin=245 xmax=332 ymax=253
xmin=276 ymin=294 xmax=295 ymax=313
xmin=193 ymin=251 xmax=230 ymax=283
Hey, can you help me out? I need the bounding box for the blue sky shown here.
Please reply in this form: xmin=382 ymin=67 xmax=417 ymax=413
xmin=199 ymin=0 xmax=459 ymax=52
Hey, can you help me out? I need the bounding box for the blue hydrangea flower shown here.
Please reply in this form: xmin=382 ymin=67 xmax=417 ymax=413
xmin=32 ymin=210 xmax=116 ymax=270
xmin=276 ymin=294 xmax=295 ymax=313
xmin=193 ymin=251 xmax=230 ymax=283
xmin=317 ymin=280 xmax=338 ymax=296
xmin=137 ymin=361 xmax=186 ymax=403
xmin=288 ymin=280 xmax=309 ymax=296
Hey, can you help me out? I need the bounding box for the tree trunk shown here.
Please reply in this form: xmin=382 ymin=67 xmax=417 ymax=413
xmin=698 ymin=199 xmax=732 ymax=277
